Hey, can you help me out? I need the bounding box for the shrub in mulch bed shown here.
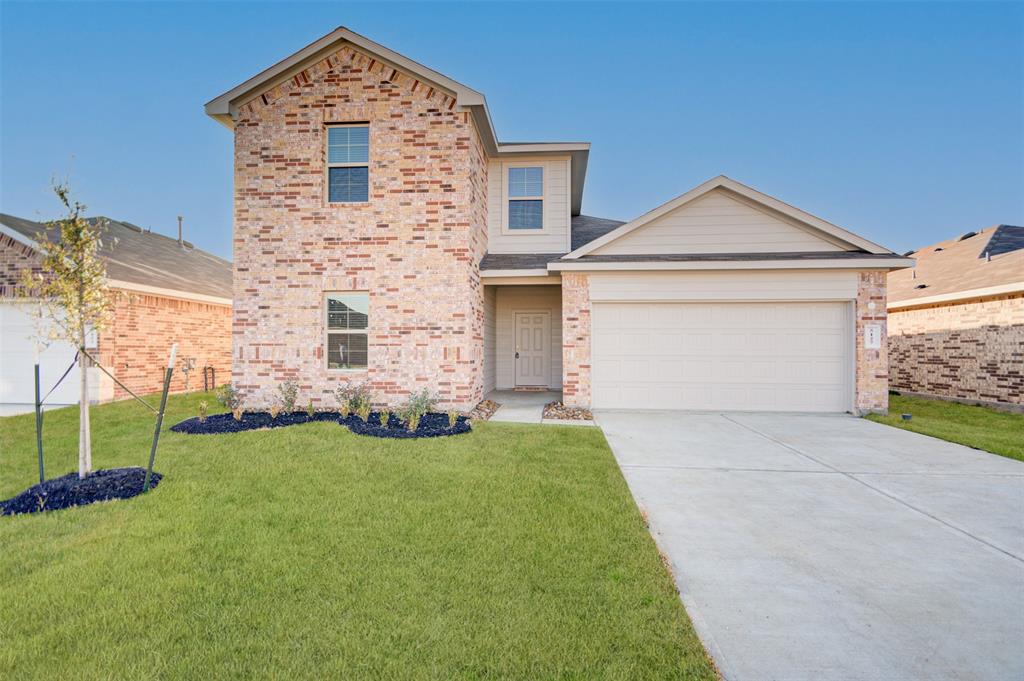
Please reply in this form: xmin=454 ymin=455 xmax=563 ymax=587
xmin=344 ymin=412 xmax=471 ymax=439
xmin=543 ymin=401 xmax=594 ymax=421
xmin=170 ymin=410 xmax=471 ymax=439
xmin=1 ymin=467 xmax=161 ymax=517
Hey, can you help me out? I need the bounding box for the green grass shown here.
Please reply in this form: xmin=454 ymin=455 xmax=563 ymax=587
xmin=867 ymin=394 xmax=1024 ymax=462
xmin=0 ymin=392 xmax=715 ymax=680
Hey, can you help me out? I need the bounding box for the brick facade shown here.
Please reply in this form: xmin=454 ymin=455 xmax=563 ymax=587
xmin=232 ymin=45 xmax=487 ymax=410
xmin=98 ymin=292 xmax=232 ymax=399
xmin=854 ymin=270 xmax=889 ymax=414
xmin=0 ymin=233 xmax=43 ymax=296
xmin=561 ymin=272 xmax=591 ymax=408
xmin=888 ymin=293 xmax=1023 ymax=408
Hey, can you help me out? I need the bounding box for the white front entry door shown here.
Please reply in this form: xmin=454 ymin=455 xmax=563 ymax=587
xmin=514 ymin=312 xmax=549 ymax=387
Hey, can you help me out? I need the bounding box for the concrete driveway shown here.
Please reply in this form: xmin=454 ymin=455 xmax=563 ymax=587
xmin=597 ymin=411 xmax=1024 ymax=681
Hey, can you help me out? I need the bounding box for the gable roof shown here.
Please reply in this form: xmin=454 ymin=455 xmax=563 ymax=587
xmin=205 ymin=26 xmax=590 ymax=214
xmin=0 ymin=213 xmax=232 ymax=302
xmin=888 ymin=225 xmax=1024 ymax=306
xmin=563 ymin=175 xmax=895 ymax=259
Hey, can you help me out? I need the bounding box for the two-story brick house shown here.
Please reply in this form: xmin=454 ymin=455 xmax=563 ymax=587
xmin=206 ymin=27 xmax=911 ymax=414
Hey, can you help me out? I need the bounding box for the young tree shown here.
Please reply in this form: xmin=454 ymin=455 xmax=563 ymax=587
xmin=21 ymin=183 xmax=114 ymax=478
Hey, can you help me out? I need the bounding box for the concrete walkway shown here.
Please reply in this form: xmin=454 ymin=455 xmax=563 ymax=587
xmin=598 ymin=410 xmax=1024 ymax=681
xmin=486 ymin=390 xmax=560 ymax=424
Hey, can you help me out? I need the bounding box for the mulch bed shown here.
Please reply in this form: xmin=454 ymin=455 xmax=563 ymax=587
xmin=543 ymin=401 xmax=594 ymax=421
xmin=345 ymin=412 xmax=471 ymax=439
xmin=1 ymin=467 xmax=161 ymax=516
xmin=170 ymin=410 xmax=470 ymax=439
xmin=467 ymin=399 xmax=500 ymax=421
xmin=170 ymin=411 xmax=340 ymax=434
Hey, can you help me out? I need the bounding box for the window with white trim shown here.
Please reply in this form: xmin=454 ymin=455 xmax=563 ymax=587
xmin=508 ymin=166 xmax=543 ymax=229
xmin=327 ymin=124 xmax=369 ymax=203
xmin=326 ymin=293 xmax=368 ymax=369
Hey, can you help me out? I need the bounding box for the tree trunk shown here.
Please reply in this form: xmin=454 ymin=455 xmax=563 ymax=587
xmin=78 ymin=332 xmax=92 ymax=478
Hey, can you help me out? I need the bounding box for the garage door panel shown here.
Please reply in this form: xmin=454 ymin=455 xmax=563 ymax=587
xmin=592 ymin=302 xmax=850 ymax=412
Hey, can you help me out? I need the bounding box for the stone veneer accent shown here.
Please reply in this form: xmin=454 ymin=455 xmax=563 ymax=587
xmin=232 ymin=44 xmax=487 ymax=410
xmin=561 ymin=272 xmax=591 ymax=407
xmin=854 ymin=270 xmax=889 ymax=414
xmin=98 ymin=292 xmax=232 ymax=400
xmin=888 ymin=293 xmax=1023 ymax=408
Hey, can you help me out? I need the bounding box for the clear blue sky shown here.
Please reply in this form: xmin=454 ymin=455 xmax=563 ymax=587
xmin=2 ymin=1 xmax=1022 ymax=259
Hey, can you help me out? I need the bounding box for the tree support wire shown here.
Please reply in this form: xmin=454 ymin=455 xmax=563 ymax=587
xmin=76 ymin=347 xmax=159 ymax=415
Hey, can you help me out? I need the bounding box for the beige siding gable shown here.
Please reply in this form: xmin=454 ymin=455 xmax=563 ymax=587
xmin=591 ymin=189 xmax=845 ymax=256
xmin=487 ymin=156 xmax=571 ymax=254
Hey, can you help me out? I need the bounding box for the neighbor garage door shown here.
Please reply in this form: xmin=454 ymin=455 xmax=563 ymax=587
xmin=591 ymin=301 xmax=851 ymax=412
xmin=0 ymin=302 xmax=80 ymax=411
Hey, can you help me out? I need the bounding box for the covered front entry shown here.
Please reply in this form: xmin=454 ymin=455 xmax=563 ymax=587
xmin=482 ymin=282 xmax=562 ymax=392
xmin=591 ymin=300 xmax=852 ymax=412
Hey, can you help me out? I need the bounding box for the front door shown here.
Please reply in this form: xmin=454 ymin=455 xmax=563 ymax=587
xmin=514 ymin=312 xmax=549 ymax=387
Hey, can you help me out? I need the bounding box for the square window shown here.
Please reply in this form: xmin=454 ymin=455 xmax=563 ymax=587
xmin=329 ymin=166 xmax=369 ymax=203
xmin=508 ymin=200 xmax=543 ymax=229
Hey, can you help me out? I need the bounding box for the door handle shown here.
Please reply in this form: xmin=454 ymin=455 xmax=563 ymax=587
xmin=515 ymin=352 xmax=520 ymax=359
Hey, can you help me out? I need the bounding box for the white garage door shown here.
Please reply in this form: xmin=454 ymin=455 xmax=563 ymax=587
xmin=0 ymin=303 xmax=80 ymax=412
xmin=592 ymin=302 xmax=851 ymax=412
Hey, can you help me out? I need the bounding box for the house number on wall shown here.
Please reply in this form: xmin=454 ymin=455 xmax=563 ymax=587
xmin=864 ymin=324 xmax=882 ymax=350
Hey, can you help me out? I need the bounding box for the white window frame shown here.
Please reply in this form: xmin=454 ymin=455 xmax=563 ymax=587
xmin=324 ymin=291 xmax=369 ymax=372
xmin=325 ymin=123 xmax=370 ymax=205
xmin=502 ymin=161 xmax=547 ymax=234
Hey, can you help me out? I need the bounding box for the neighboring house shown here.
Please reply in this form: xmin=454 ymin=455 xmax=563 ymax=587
xmin=205 ymin=27 xmax=911 ymax=415
xmin=0 ymin=214 xmax=232 ymax=414
xmin=888 ymin=225 xmax=1024 ymax=411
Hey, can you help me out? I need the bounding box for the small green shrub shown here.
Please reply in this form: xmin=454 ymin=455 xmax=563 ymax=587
xmin=278 ymin=380 xmax=298 ymax=413
xmin=232 ymin=408 xmax=244 ymax=422
xmin=306 ymin=400 xmax=315 ymax=418
xmin=406 ymin=413 xmax=421 ymax=432
xmin=447 ymin=410 xmax=459 ymax=429
xmin=335 ymin=381 xmax=373 ymax=415
xmin=198 ymin=401 xmax=209 ymax=423
xmin=268 ymin=405 xmax=281 ymax=419
xmin=216 ymin=384 xmax=241 ymax=411
xmin=399 ymin=388 xmax=436 ymax=427
xmin=378 ymin=410 xmax=390 ymax=428
xmin=355 ymin=403 xmax=372 ymax=423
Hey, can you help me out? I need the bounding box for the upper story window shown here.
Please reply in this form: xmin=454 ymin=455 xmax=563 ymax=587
xmin=327 ymin=124 xmax=369 ymax=203
xmin=508 ymin=166 xmax=543 ymax=230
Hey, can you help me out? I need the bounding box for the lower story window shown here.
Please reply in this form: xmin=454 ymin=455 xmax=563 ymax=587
xmin=326 ymin=292 xmax=369 ymax=369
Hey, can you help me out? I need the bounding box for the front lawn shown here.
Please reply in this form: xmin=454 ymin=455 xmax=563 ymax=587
xmin=0 ymin=392 xmax=715 ymax=680
xmin=867 ymin=394 xmax=1024 ymax=462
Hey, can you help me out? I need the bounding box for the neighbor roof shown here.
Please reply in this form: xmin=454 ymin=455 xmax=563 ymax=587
xmin=0 ymin=213 xmax=232 ymax=301
xmin=205 ymin=26 xmax=589 ymax=214
xmin=888 ymin=225 xmax=1024 ymax=306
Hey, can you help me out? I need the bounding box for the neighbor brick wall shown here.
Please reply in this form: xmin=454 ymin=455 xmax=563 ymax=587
xmin=97 ymin=291 xmax=232 ymax=400
xmin=0 ymin=234 xmax=44 ymax=297
xmin=888 ymin=293 xmax=1023 ymax=407
xmin=232 ymin=44 xmax=487 ymax=410
xmin=854 ymin=270 xmax=889 ymax=414
xmin=561 ymin=272 xmax=591 ymax=408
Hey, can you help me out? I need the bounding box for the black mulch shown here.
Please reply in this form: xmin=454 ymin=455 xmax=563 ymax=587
xmin=1 ymin=467 xmax=161 ymax=517
xmin=344 ymin=412 xmax=471 ymax=439
xmin=170 ymin=411 xmax=341 ymax=434
xmin=170 ymin=411 xmax=471 ymax=439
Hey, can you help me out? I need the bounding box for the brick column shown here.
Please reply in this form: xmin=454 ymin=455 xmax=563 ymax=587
xmin=562 ymin=272 xmax=592 ymax=408
xmin=855 ymin=270 xmax=889 ymax=414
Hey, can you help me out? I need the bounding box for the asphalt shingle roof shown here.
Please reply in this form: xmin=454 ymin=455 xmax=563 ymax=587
xmin=888 ymin=225 xmax=1024 ymax=303
xmin=1 ymin=213 xmax=232 ymax=299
